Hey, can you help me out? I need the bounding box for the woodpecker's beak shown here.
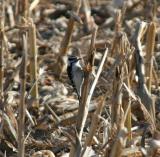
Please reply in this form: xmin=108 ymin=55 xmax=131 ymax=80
xmin=78 ymin=57 xmax=82 ymax=60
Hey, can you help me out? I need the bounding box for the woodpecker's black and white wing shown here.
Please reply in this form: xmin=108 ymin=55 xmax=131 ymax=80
xmin=72 ymin=63 xmax=84 ymax=97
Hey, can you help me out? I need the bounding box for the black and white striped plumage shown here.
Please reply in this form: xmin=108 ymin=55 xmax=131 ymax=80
xmin=67 ymin=56 xmax=84 ymax=100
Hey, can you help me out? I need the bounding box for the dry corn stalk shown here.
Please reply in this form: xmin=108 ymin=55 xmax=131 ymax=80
xmin=120 ymin=33 xmax=133 ymax=141
xmin=81 ymin=0 xmax=94 ymax=32
xmin=122 ymin=65 xmax=132 ymax=141
xmin=0 ymin=0 xmax=4 ymax=99
xmin=69 ymin=26 xmax=98 ymax=157
xmin=54 ymin=0 xmax=81 ymax=78
xmin=110 ymin=10 xmax=122 ymax=56
xmin=109 ymin=127 xmax=128 ymax=157
xmin=84 ymin=95 xmax=106 ymax=147
xmin=70 ymin=26 xmax=108 ymax=157
xmin=133 ymin=21 xmax=155 ymax=122
xmin=16 ymin=0 xmax=29 ymax=20
xmin=18 ymin=32 xmax=27 ymax=157
xmin=28 ymin=19 xmax=39 ymax=108
xmin=76 ymin=26 xmax=98 ymax=140
xmin=146 ymin=22 xmax=156 ymax=92
xmin=111 ymin=66 xmax=123 ymax=125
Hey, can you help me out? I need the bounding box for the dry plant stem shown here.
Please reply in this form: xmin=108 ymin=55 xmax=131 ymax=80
xmin=69 ymin=27 xmax=98 ymax=157
xmin=110 ymin=10 xmax=122 ymax=56
xmin=134 ymin=21 xmax=155 ymax=121
xmin=123 ymin=82 xmax=156 ymax=132
xmin=152 ymin=67 xmax=159 ymax=88
xmin=51 ymin=104 xmax=96 ymax=129
xmin=86 ymin=48 xmax=108 ymax=107
xmin=46 ymin=104 xmax=61 ymax=124
xmin=115 ymin=10 xmax=122 ymax=33
xmin=81 ymin=49 xmax=108 ymax=153
xmin=123 ymin=65 xmax=132 ymax=141
xmin=7 ymin=5 xmax=15 ymax=27
xmin=18 ymin=33 xmax=27 ymax=157
xmin=17 ymin=0 xmax=29 ymax=19
xmin=28 ymin=19 xmax=39 ymax=108
xmin=55 ymin=0 xmax=81 ymax=78
xmin=84 ymin=96 xmax=106 ymax=147
xmin=0 ymin=1 xmax=4 ymax=98
xmin=146 ymin=22 xmax=156 ymax=92
xmin=0 ymin=2 xmax=5 ymax=136
xmin=138 ymin=99 xmax=156 ymax=133
xmin=29 ymin=0 xmax=40 ymax=14
xmin=109 ymin=128 xmax=128 ymax=157
xmin=0 ymin=31 xmax=4 ymax=98
xmin=81 ymin=0 xmax=92 ymax=32
xmin=4 ymin=106 xmax=18 ymax=140
xmin=26 ymin=109 xmax=35 ymax=126
xmin=76 ymin=26 xmax=97 ymax=139
xmin=119 ymin=33 xmax=132 ymax=141
xmin=111 ymin=67 xmax=123 ymax=125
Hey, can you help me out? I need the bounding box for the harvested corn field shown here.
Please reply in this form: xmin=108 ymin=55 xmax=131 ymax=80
xmin=0 ymin=0 xmax=160 ymax=157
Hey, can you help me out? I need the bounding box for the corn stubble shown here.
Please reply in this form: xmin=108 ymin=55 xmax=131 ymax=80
xmin=0 ymin=0 xmax=160 ymax=157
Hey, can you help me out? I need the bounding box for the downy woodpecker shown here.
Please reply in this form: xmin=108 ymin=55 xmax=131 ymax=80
xmin=67 ymin=56 xmax=84 ymax=101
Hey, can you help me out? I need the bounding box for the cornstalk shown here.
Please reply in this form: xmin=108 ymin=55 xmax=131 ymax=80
xmin=76 ymin=26 xmax=98 ymax=140
xmin=111 ymin=67 xmax=123 ymax=125
xmin=134 ymin=21 xmax=155 ymax=122
xmin=121 ymin=34 xmax=132 ymax=141
xmin=123 ymin=64 xmax=132 ymax=141
xmin=18 ymin=32 xmax=27 ymax=157
xmin=16 ymin=0 xmax=29 ymax=21
xmin=55 ymin=0 xmax=81 ymax=78
xmin=81 ymin=0 xmax=92 ymax=32
xmin=0 ymin=0 xmax=4 ymax=99
xmin=17 ymin=1 xmax=28 ymax=155
xmin=28 ymin=19 xmax=39 ymax=108
xmin=70 ymin=26 xmax=97 ymax=157
xmin=84 ymin=95 xmax=106 ymax=147
xmin=146 ymin=22 xmax=156 ymax=92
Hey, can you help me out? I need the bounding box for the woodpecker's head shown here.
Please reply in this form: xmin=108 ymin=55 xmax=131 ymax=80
xmin=68 ymin=56 xmax=81 ymax=66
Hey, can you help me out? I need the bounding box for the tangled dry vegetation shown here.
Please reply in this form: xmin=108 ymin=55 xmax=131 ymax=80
xmin=0 ymin=0 xmax=160 ymax=157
